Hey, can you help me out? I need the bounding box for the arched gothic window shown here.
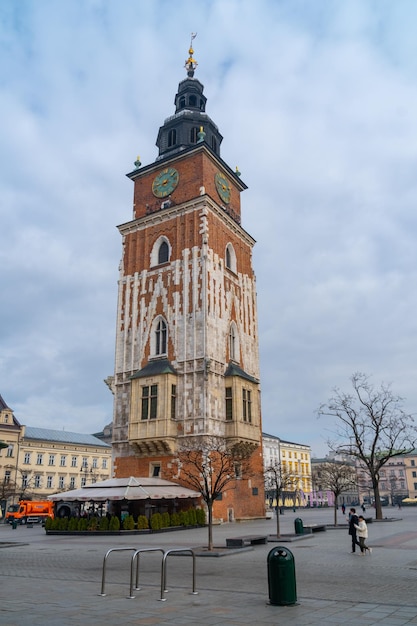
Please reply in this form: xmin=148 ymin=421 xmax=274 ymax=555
xmin=155 ymin=318 xmax=167 ymax=355
xmin=158 ymin=241 xmax=169 ymax=264
xmin=225 ymin=243 xmax=237 ymax=273
xmin=151 ymin=237 xmax=171 ymax=267
xmin=229 ymin=321 xmax=239 ymax=362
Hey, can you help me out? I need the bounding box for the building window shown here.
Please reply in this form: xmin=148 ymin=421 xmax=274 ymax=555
xmin=48 ymin=454 xmax=55 ymax=466
xmin=225 ymin=387 xmax=233 ymax=421
xmin=211 ymin=137 xmax=217 ymax=152
xmin=92 ymin=458 xmax=98 ymax=469
xmin=400 ymin=481 xmax=405 ymax=489
xmin=151 ymin=463 xmax=161 ymax=477
xmin=242 ymin=389 xmax=252 ymax=423
xmin=6 ymin=445 xmax=13 ymax=457
xmin=155 ymin=319 xmax=167 ymax=355
xmin=229 ymin=323 xmax=238 ymax=361
xmin=168 ymin=128 xmax=177 ymax=147
xmin=158 ymin=241 xmax=169 ymax=264
xmin=102 ymin=458 xmax=107 ymax=469
xmin=412 ymin=460 xmax=416 ymax=467
xmin=60 ymin=455 xmax=67 ymax=467
xmin=413 ymin=471 xmax=416 ymax=478
xmin=225 ymin=243 xmax=237 ymax=272
xmin=189 ymin=95 xmax=197 ymax=107
xmin=34 ymin=475 xmax=41 ymax=488
xmin=58 ymin=476 xmax=64 ymax=489
xmin=69 ymin=477 xmax=76 ymax=489
xmin=252 ymin=487 xmax=258 ymax=496
xmin=36 ymin=453 xmax=43 ymax=465
xmin=190 ymin=126 xmax=198 ymax=142
xmin=179 ymin=96 xmax=185 ymax=109
xmin=24 ymin=452 xmax=31 ymax=464
xmin=22 ymin=474 xmax=28 ymax=489
xmin=141 ymin=385 xmax=158 ymax=420
xmin=171 ymin=384 xmax=176 ymax=420
xmin=4 ymin=471 xmax=11 ymax=483
xmin=81 ymin=476 xmax=86 ymax=487
xmin=82 ymin=457 xmax=88 ymax=468
xmin=71 ymin=456 xmax=77 ymax=468
xmin=47 ymin=476 xmax=53 ymax=489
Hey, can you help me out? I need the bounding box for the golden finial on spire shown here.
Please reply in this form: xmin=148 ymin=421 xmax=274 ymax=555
xmin=185 ymin=32 xmax=198 ymax=77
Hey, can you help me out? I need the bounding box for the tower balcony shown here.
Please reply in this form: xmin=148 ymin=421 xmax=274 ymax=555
xmin=128 ymin=418 xmax=179 ymax=455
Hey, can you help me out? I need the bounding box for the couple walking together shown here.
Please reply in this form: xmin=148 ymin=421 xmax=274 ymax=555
xmin=348 ymin=507 xmax=372 ymax=555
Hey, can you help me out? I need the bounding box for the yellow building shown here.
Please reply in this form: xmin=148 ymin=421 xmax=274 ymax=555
xmin=263 ymin=432 xmax=311 ymax=507
xmin=0 ymin=395 xmax=112 ymax=512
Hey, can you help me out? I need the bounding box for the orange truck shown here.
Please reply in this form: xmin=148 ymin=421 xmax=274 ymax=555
xmin=5 ymin=500 xmax=54 ymax=524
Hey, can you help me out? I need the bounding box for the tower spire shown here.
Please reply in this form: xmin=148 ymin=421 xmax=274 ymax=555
xmin=185 ymin=32 xmax=198 ymax=77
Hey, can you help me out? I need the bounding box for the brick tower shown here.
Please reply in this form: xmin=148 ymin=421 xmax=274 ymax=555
xmin=111 ymin=40 xmax=265 ymax=520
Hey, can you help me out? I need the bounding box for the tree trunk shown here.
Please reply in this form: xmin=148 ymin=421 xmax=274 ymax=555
xmin=333 ymin=501 xmax=338 ymax=526
xmin=373 ymin=480 xmax=383 ymax=520
xmin=275 ymin=505 xmax=281 ymax=538
xmin=207 ymin=502 xmax=213 ymax=551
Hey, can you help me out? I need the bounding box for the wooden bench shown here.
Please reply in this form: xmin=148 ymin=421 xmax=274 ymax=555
xmin=226 ymin=535 xmax=268 ymax=547
xmin=302 ymin=524 xmax=327 ymax=534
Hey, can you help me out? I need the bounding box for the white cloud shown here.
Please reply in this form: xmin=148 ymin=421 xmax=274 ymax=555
xmin=1 ymin=0 xmax=417 ymax=456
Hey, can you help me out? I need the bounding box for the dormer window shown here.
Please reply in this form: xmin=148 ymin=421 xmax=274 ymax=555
xmin=189 ymin=95 xmax=197 ymax=107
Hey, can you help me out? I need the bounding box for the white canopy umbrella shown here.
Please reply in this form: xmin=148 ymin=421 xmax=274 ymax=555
xmin=48 ymin=476 xmax=201 ymax=502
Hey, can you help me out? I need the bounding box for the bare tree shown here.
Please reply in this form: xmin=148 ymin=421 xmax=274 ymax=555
xmin=317 ymin=372 xmax=416 ymax=519
xmin=312 ymin=461 xmax=357 ymax=526
xmin=264 ymin=463 xmax=298 ymax=538
xmin=174 ymin=436 xmax=257 ymax=551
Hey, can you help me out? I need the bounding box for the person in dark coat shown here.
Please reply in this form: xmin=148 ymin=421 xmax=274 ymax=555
xmin=348 ymin=508 xmax=360 ymax=553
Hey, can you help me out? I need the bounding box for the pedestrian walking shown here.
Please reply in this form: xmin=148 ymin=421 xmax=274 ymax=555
xmin=354 ymin=515 xmax=372 ymax=555
xmin=341 ymin=503 xmax=346 ymax=515
xmin=348 ymin=508 xmax=360 ymax=553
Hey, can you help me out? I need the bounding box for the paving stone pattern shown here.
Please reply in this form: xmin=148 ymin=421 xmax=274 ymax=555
xmin=1 ymin=507 xmax=417 ymax=625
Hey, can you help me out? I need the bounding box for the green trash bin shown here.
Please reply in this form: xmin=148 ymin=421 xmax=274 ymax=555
xmin=267 ymin=546 xmax=297 ymax=605
xmin=294 ymin=517 xmax=303 ymax=534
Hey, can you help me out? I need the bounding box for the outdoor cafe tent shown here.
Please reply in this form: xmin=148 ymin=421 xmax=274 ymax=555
xmin=48 ymin=476 xmax=201 ymax=502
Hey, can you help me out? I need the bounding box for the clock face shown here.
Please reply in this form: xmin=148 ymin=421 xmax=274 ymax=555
xmin=215 ymin=172 xmax=231 ymax=204
xmin=152 ymin=167 xmax=179 ymax=198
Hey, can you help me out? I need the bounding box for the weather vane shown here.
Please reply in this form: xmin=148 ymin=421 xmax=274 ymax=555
xmin=185 ymin=32 xmax=198 ymax=77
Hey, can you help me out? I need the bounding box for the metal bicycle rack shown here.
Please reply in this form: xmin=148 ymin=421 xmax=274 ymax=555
xmin=160 ymin=548 xmax=197 ymax=602
xmin=128 ymin=548 xmax=165 ymax=599
xmin=99 ymin=545 xmax=198 ymax=601
xmin=99 ymin=547 xmax=137 ymax=597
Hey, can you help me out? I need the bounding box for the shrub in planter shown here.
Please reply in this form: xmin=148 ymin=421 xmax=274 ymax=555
xmin=187 ymin=508 xmax=197 ymax=526
xmin=87 ymin=517 xmax=99 ymax=531
xmin=150 ymin=512 xmax=162 ymax=530
xmin=68 ymin=517 xmax=79 ymax=531
xmin=170 ymin=512 xmax=180 ymax=527
xmin=58 ymin=517 xmax=69 ymax=531
xmin=196 ymin=507 xmax=206 ymax=525
xmin=161 ymin=512 xmax=170 ymax=528
xmin=109 ymin=516 xmax=120 ymax=531
xmin=99 ymin=516 xmax=109 ymax=531
xmin=179 ymin=510 xmax=190 ymax=526
xmin=137 ymin=515 xmax=149 ymax=530
xmin=44 ymin=516 xmax=55 ymax=531
xmin=78 ymin=517 xmax=89 ymax=531
xmin=123 ymin=514 xmax=135 ymax=530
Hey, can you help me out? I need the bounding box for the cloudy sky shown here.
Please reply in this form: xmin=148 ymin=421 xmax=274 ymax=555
xmin=1 ymin=0 xmax=417 ymax=457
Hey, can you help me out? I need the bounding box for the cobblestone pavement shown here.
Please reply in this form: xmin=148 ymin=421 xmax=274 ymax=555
xmin=1 ymin=506 xmax=417 ymax=625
